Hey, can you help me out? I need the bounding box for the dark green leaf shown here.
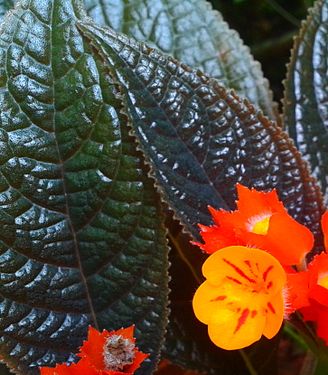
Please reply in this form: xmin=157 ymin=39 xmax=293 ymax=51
xmin=0 ymin=1 xmax=168 ymax=373
xmin=78 ymin=19 xmax=324 ymax=374
xmin=80 ymin=2 xmax=285 ymax=371
xmin=84 ymin=0 xmax=278 ymax=121
xmin=78 ymin=21 xmax=324 ymax=245
xmin=0 ymin=0 xmax=13 ymax=19
xmin=284 ymin=0 xmax=328 ymax=202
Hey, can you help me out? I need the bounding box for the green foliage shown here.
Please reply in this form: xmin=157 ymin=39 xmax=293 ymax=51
xmin=284 ymin=0 xmax=328 ymax=201
xmin=84 ymin=0 xmax=278 ymax=121
xmin=0 ymin=0 xmax=326 ymax=375
xmin=0 ymin=0 xmax=168 ymax=373
xmin=79 ymin=19 xmax=323 ymax=242
xmin=0 ymin=0 xmax=13 ymax=18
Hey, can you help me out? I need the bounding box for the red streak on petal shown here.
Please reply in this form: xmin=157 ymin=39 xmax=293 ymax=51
xmin=223 ymin=258 xmax=256 ymax=284
xmin=267 ymin=302 xmax=276 ymax=314
xmin=226 ymin=276 xmax=242 ymax=285
xmin=210 ymin=295 xmax=227 ymax=302
xmin=267 ymin=281 xmax=273 ymax=290
xmin=234 ymin=309 xmax=250 ymax=334
xmin=251 ymin=310 xmax=257 ymax=318
xmin=244 ymin=260 xmax=256 ymax=276
xmin=263 ymin=265 xmax=274 ymax=282
xmin=244 ymin=260 xmax=251 ymax=268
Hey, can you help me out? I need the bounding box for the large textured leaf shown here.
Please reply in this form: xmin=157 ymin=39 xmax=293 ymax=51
xmin=78 ymin=21 xmax=324 ymax=245
xmin=284 ymin=0 xmax=328 ymax=202
xmin=0 ymin=0 xmax=168 ymax=374
xmin=0 ymin=0 xmax=13 ymax=19
xmin=78 ymin=20 xmax=324 ymax=375
xmin=83 ymin=0 xmax=278 ymax=122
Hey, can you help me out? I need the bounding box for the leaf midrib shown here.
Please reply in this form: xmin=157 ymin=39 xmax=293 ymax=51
xmin=80 ymin=24 xmax=231 ymax=214
xmin=50 ymin=1 xmax=98 ymax=328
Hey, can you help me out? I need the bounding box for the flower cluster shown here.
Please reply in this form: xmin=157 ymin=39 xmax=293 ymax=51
xmin=40 ymin=326 xmax=148 ymax=374
xmin=192 ymin=184 xmax=328 ymax=350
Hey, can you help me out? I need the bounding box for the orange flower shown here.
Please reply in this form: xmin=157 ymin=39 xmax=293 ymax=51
xmin=286 ymin=270 xmax=310 ymax=313
xmin=79 ymin=326 xmax=148 ymax=374
xmin=286 ymin=212 xmax=328 ymax=344
xmin=192 ymin=246 xmax=287 ymax=350
xmin=321 ymin=211 xmax=328 ymax=251
xmin=40 ymin=326 xmax=148 ymax=375
xmin=197 ymin=184 xmax=313 ymax=266
xmin=288 ymin=252 xmax=328 ymax=345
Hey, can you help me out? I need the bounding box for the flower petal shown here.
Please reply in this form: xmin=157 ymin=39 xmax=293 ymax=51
xmin=243 ymin=213 xmax=313 ymax=266
xmin=236 ymin=184 xmax=285 ymax=217
xmin=123 ymin=351 xmax=149 ymax=374
xmin=197 ymin=185 xmax=313 ymax=266
xmin=208 ymin=206 xmax=247 ymax=235
xmin=316 ymin=312 xmax=328 ymax=345
xmin=286 ymin=271 xmax=310 ymax=312
xmin=192 ymin=280 xmax=241 ymax=324
xmin=197 ymin=223 xmax=238 ymax=254
xmin=301 ymin=302 xmax=328 ymax=345
xmin=207 ymin=303 xmax=266 ymax=350
xmin=193 ymin=246 xmax=286 ymax=350
xmin=321 ymin=211 xmax=328 ymax=251
xmin=263 ymin=292 xmax=284 ymax=339
xmin=79 ymin=326 xmax=106 ymax=369
xmin=202 ymin=246 xmax=286 ymax=292
xmin=309 ymin=285 xmax=328 ymax=307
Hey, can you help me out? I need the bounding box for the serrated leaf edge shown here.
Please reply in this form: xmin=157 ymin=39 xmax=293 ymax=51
xmin=282 ymin=0 xmax=323 ymax=126
xmin=198 ymin=0 xmax=280 ymax=124
xmin=85 ymin=35 xmax=171 ymax=373
xmin=77 ymin=19 xmax=325 ymax=247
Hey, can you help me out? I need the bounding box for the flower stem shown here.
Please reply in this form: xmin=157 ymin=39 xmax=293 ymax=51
xmin=284 ymin=323 xmax=309 ymax=351
xmin=239 ymin=349 xmax=258 ymax=375
xmin=167 ymin=231 xmax=202 ymax=285
xmin=265 ymin=0 xmax=300 ymax=27
xmin=299 ymin=350 xmax=317 ymax=375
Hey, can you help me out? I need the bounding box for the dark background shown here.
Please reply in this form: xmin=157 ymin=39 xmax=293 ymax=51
xmin=209 ymin=0 xmax=314 ymax=106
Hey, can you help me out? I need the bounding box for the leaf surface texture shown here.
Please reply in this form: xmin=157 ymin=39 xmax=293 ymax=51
xmin=284 ymin=0 xmax=328 ymax=203
xmin=0 ymin=1 xmax=168 ymax=373
xmin=79 ymin=21 xmax=324 ymax=243
xmin=84 ymin=0 xmax=278 ymax=121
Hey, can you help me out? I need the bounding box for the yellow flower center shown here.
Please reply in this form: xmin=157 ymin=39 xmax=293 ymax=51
xmin=249 ymin=215 xmax=271 ymax=235
xmin=318 ymin=274 xmax=328 ymax=289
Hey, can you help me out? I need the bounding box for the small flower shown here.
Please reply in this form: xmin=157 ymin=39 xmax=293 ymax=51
xmin=39 ymin=326 xmax=148 ymax=375
xmin=197 ymin=184 xmax=313 ymax=266
xmin=192 ymin=245 xmax=287 ymax=350
xmin=286 ymin=212 xmax=328 ymax=344
xmin=288 ymin=252 xmax=328 ymax=344
xmin=79 ymin=326 xmax=148 ymax=374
